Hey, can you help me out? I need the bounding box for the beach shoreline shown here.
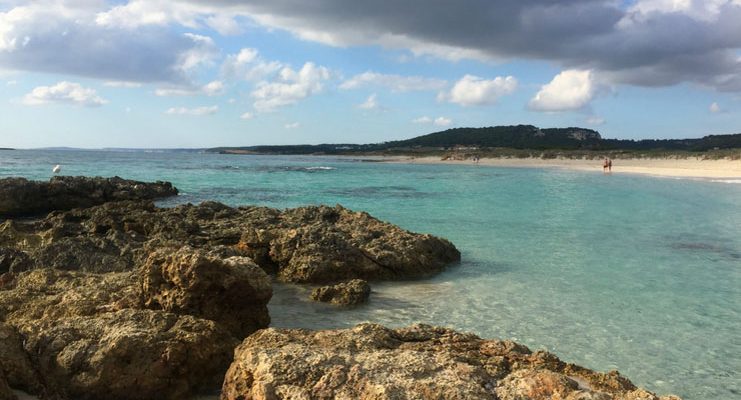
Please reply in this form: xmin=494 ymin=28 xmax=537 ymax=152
xmin=363 ymin=155 xmax=741 ymax=180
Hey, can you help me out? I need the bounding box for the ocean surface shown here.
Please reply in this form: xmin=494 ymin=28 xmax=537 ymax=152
xmin=1 ymin=149 xmax=739 ymax=400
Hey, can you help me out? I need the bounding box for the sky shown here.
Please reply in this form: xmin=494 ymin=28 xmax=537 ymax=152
xmin=1 ymin=0 xmax=740 ymax=148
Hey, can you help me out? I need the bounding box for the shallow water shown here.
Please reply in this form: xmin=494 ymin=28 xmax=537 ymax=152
xmin=2 ymin=149 xmax=740 ymax=399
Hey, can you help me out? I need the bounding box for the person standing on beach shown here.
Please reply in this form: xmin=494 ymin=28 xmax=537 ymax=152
xmin=608 ymin=158 xmax=612 ymax=172
xmin=603 ymin=158 xmax=609 ymax=173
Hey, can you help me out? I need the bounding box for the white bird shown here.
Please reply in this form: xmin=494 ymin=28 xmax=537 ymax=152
xmin=52 ymin=164 xmax=61 ymax=174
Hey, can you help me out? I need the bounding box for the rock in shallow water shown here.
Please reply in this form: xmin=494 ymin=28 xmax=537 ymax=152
xmin=221 ymin=324 xmax=681 ymax=400
xmin=141 ymin=246 xmax=272 ymax=338
xmin=0 ymin=176 xmax=177 ymax=218
xmin=310 ymin=279 xmax=371 ymax=305
xmin=0 ymin=200 xmax=460 ymax=281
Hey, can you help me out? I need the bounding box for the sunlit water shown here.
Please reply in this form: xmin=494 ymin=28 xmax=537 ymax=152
xmin=1 ymin=149 xmax=739 ymax=400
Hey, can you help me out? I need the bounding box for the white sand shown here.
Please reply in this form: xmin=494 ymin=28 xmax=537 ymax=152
xmin=374 ymin=156 xmax=741 ymax=180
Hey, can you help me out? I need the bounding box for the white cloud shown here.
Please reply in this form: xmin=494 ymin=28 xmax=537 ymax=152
xmin=0 ymin=3 xmax=219 ymax=84
xmin=176 ymin=33 xmax=218 ymax=73
xmin=251 ymin=62 xmax=330 ymax=112
xmin=284 ymin=122 xmax=301 ymax=129
xmin=6 ymin=80 xmax=17 ymax=86
xmin=202 ymin=80 xmax=225 ymax=96
xmin=221 ymin=48 xmax=283 ymax=82
xmin=205 ymin=14 xmax=242 ymax=36
xmin=586 ymin=116 xmax=606 ymax=126
xmin=165 ymin=105 xmax=218 ymax=116
xmin=22 ymin=81 xmax=108 ymax=107
xmin=340 ymin=71 xmax=447 ymax=92
xmin=103 ymin=81 xmax=142 ymax=88
xmin=358 ymin=93 xmax=379 ymax=110
xmin=412 ymin=115 xmax=452 ymax=126
xmin=529 ymin=70 xmax=595 ymax=112
xmin=240 ymin=112 xmax=254 ymax=120
xmin=433 ymin=117 xmax=452 ymax=126
xmin=709 ymin=102 xmax=721 ymax=113
xmin=155 ymin=80 xmax=225 ymax=97
xmin=441 ymin=75 xmax=517 ymax=106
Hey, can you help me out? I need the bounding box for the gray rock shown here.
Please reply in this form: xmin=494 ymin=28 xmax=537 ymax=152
xmin=0 ymin=176 xmax=177 ymax=217
xmin=310 ymin=279 xmax=371 ymax=305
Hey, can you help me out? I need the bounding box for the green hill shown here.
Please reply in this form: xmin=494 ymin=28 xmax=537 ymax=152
xmin=207 ymin=125 xmax=741 ymax=155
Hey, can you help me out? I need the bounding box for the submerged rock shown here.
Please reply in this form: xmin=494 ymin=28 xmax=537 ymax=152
xmin=310 ymin=279 xmax=371 ymax=305
xmin=0 ymin=176 xmax=177 ymax=217
xmin=221 ymin=324 xmax=681 ymax=400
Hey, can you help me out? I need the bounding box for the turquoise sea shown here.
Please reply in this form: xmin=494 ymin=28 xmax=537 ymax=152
xmin=1 ymin=149 xmax=739 ymax=400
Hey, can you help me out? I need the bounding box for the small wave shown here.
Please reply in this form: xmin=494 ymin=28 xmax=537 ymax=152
xmin=708 ymin=179 xmax=741 ymax=184
xmin=304 ymin=166 xmax=335 ymax=171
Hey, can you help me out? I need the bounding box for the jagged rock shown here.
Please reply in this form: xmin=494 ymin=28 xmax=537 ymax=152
xmin=0 ymin=371 xmax=15 ymax=400
xmin=0 ymin=176 xmax=177 ymax=217
xmin=0 ymin=200 xmax=459 ymax=281
xmin=0 ymin=248 xmax=31 ymax=274
xmin=0 ymin=264 xmax=267 ymax=399
xmin=0 ymin=323 xmax=42 ymax=395
xmin=221 ymin=324 xmax=681 ymax=400
xmin=310 ymin=279 xmax=371 ymax=305
xmin=141 ymin=246 xmax=272 ymax=338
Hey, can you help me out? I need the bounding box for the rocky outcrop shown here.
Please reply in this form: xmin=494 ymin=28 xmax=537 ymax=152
xmin=0 ymin=200 xmax=460 ymax=281
xmin=221 ymin=324 xmax=681 ymax=400
xmin=141 ymin=246 xmax=272 ymax=338
xmin=0 ymin=372 xmax=15 ymax=400
xmin=0 ymin=248 xmax=271 ymax=400
xmin=0 ymin=176 xmax=177 ymax=217
xmin=310 ymin=279 xmax=371 ymax=305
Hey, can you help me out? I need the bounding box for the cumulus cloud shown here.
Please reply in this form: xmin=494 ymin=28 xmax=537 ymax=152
xmin=709 ymin=102 xmax=722 ymax=113
xmin=412 ymin=116 xmax=452 ymax=126
xmin=22 ymin=81 xmax=108 ymax=107
xmin=154 ymin=80 xmax=225 ymax=97
xmin=0 ymin=2 xmax=219 ymax=84
xmin=529 ymin=70 xmax=596 ymax=112
xmin=340 ymin=72 xmax=447 ymax=92
xmin=165 ymin=105 xmax=218 ymax=115
xmin=221 ymin=48 xmax=283 ymax=82
xmin=240 ymin=111 xmax=254 ymax=120
xmin=284 ymin=122 xmax=300 ymax=129
xmin=168 ymin=0 xmax=741 ymax=91
xmin=251 ymin=62 xmax=330 ymax=112
xmin=440 ymin=75 xmax=517 ymax=106
xmin=433 ymin=117 xmax=452 ymax=127
xmin=357 ymin=93 xmax=379 ymax=110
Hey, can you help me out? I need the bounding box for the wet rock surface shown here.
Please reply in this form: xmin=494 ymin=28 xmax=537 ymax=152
xmin=310 ymin=279 xmax=371 ymax=305
xmin=222 ymin=324 xmax=681 ymax=400
xmin=0 ymin=176 xmax=177 ymax=218
xmin=0 ymin=200 xmax=460 ymax=281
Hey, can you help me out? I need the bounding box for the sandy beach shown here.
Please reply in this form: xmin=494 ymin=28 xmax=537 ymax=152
xmin=376 ymin=156 xmax=741 ymax=180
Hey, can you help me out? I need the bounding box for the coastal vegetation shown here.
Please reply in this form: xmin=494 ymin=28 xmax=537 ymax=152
xmin=208 ymin=125 xmax=741 ymax=159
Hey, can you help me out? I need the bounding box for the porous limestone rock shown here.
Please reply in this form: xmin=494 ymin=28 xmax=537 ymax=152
xmin=0 ymin=176 xmax=177 ymax=217
xmin=221 ymin=324 xmax=682 ymax=400
xmin=0 ymin=264 xmax=267 ymax=399
xmin=141 ymin=246 xmax=272 ymax=338
xmin=310 ymin=279 xmax=371 ymax=305
xmin=0 ymin=200 xmax=460 ymax=281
